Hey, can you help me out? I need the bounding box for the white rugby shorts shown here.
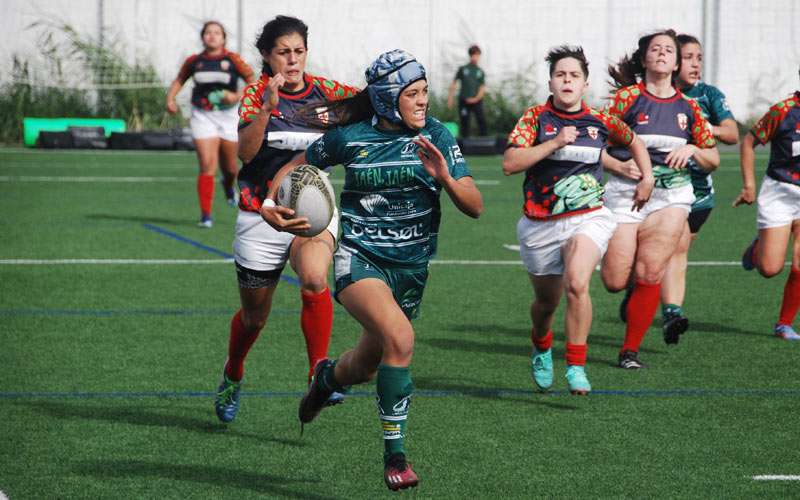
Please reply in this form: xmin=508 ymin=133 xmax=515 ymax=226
xmin=233 ymin=209 xmax=339 ymax=271
xmin=604 ymin=175 xmax=694 ymax=224
xmin=757 ymin=176 xmax=800 ymax=229
xmin=517 ymin=207 xmax=617 ymax=276
xmin=190 ymin=106 xmax=239 ymax=142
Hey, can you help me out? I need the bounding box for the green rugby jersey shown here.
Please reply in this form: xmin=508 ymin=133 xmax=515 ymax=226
xmin=306 ymin=116 xmax=471 ymax=265
xmin=455 ymin=63 xmax=485 ymax=100
xmin=682 ymin=81 xmax=735 ymax=210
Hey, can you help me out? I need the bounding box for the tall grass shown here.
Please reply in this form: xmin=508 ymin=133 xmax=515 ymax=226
xmin=0 ymin=22 xmax=184 ymax=144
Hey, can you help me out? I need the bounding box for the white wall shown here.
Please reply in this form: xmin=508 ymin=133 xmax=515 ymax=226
xmin=2 ymin=0 xmax=799 ymax=120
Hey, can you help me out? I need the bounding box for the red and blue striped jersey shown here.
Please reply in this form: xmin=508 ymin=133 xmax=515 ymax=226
xmin=507 ymin=98 xmax=633 ymax=219
xmin=750 ymin=92 xmax=800 ymax=185
xmin=176 ymin=50 xmax=253 ymax=110
xmin=236 ymin=73 xmax=358 ymax=212
xmin=607 ymin=82 xmax=715 ymax=189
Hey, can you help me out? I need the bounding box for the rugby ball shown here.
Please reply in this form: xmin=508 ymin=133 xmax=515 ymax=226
xmin=277 ymin=164 xmax=336 ymax=237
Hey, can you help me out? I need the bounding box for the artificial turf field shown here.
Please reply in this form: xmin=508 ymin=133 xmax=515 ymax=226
xmin=1 ymin=147 xmax=798 ymax=499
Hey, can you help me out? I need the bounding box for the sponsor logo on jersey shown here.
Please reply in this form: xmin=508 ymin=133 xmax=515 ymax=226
xmin=349 ymin=222 xmax=426 ymax=242
xmin=544 ymin=123 xmax=557 ymax=136
xmin=220 ymin=60 xmax=230 ymax=71
xmin=267 ymin=131 xmax=321 ymax=150
xmin=449 ymin=144 xmax=465 ymax=163
xmin=359 ymin=193 xmax=390 ymax=214
xmin=194 ymin=71 xmax=232 ymax=84
xmin=352 ymin=165 xmax=415 ymax=189
xmin=315 ymin=107 xmax=330 ymax=125
xmin=401 ymin=141 xmax=418 ymax=156
xmin=637 ymin=112 xmax=649 ymax=125
xmin=587 ymin=126 xmax=599 ymax=140
xmin=639 ymin=134 xmax=688 ymax=153
xmin=548 ymin=144 xmax=602 ymax=163
xmin=676 ymin=113 xmax=688 ymax=131
xmin=358 ymin=150 xmax=369 ymax=158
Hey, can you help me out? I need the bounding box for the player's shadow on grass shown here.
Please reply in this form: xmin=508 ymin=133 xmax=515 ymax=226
xmin=446 ymin=323 xmax=529 ymax=337
xmin=74 ymin=460 xmax=332 ymax=500
xmin=686 ymin=321 xmax=763 ymax=337
xmin=18 ymin=400 xmax=304 ymax=448
xmin=413 ymin=376 xmax=579 ymax=411
xmin=86 ymin=213 xmax=191 ymax=226
xmin=419 ymin=337 xmax=617 ymax=367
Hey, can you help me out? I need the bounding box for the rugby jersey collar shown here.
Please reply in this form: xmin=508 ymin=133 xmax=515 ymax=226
xmin=254 ymin=73 xmax=315 ymax=100
xmin=638 ymin=81 xmax=682 ymax=103
xmin=200 ymin=48 xmax=230 ymax=60
xmin=544 ymin=96 xmax=589 ymax=119
xmin=370 ymin=115 xmax=420 ymax=136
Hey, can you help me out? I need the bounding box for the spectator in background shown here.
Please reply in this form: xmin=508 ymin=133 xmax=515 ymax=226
xmin=448 ymin=44 xmax=487 ymax=137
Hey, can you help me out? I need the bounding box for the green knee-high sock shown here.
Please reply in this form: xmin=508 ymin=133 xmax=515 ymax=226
xmin=376 ymin=364 xmax=413 ymax=463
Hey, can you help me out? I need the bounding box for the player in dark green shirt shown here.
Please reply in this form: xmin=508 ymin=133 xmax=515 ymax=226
xmin=261 ymin=49 xmax=483 ymax=491
xmin=447 ymin=44 xmax=487 ymax=136
xmin=659 ymin=34 xmax=739 ymax=339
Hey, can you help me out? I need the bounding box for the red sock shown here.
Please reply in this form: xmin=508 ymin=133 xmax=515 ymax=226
xmin=225 ymin=309 xmax=261 ymax=381
xmin=565 ymin=343 xmax=587 ymax=366
xmin=621 ymin=281 xmax=661 ymax=353
xmin=197 ymin=174 xmax=215 ymax=217
xmin=301 ymin=288 xmax=334 ymax=381
xmin=778 ymin=267 xmax=800 ymax=325
xmin=532 ymin=329 xmax=553 ymax=351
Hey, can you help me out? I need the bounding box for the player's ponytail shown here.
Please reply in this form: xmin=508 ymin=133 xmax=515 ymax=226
xmin=608 ymin=29 xmax=681 ymax=89
xmin=296 ymin=92 xmax=374 ymax=129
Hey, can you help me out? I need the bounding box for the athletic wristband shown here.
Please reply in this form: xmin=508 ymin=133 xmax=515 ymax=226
xmin=262 ymin=198 xmax=276 ymax=208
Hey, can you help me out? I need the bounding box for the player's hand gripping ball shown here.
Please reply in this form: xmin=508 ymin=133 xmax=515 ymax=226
xmin=277 ymin=164 xmax=335 ymax=237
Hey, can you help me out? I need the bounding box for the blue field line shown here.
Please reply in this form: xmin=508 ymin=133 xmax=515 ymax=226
xmin=142 ymin=223 xmax=301 ymax=287
xmin=0 ymin=308 xmax=298 ymax=317
xmin=2 ymin=387 xmax=800 ymax=400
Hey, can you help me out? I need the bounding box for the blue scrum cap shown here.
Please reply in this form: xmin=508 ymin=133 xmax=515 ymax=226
xmin=365 ymin=49 xmax=426 ymax=124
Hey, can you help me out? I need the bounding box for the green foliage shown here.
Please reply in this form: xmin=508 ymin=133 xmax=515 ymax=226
xmin=429 ymin=63 xmax=540 ymax=138
xmin=0 ymin=22 xmax=184 ymax=143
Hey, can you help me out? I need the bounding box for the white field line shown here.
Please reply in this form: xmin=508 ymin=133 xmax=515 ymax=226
xmin=501 ymin=243 xmax=788 ymax=267
xmin=0 ymin=258 xmax=784 ymax=267
xmin=0 ymin=175 xmax=189 ymax=182
xmin=0 ymin=175 xmax=500 ymax=186
xmin=752 ymin=475 xmax=800 ymax=481
xmin=0 ymin=259 xmax=233 ymax=265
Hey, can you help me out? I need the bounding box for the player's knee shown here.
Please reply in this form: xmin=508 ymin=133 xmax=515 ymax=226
xmin=535 ymin=297 xmax=560 ymax=314
xmin=601 ymin=274 xmax=628 ymax=293
xmin=241 ymin=310 xmax=267 ymax=332
xmin=635 ymin=264 xmax=664 ymax=285
xmin=382 ymin=329 xmax=415 ymax=363
xmin=299 ymin=274 xmax=329 ymax=294
xmin=757 ymin=262 xmax=783 ymax=278
xmin=564 ymin=278 xmax=589 ymax=300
